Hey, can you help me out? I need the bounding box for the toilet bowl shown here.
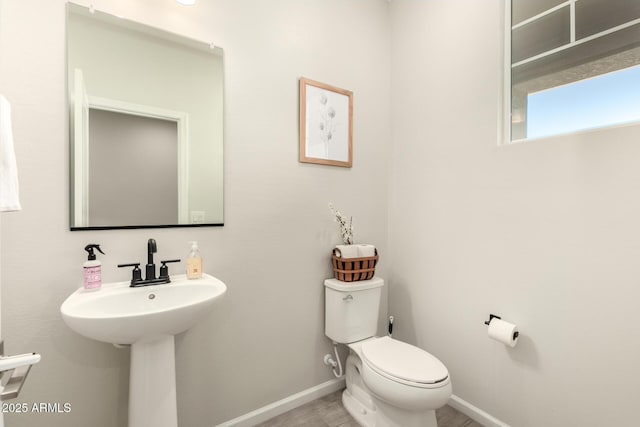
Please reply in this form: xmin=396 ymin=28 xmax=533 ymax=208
xmin=324 ymin=277 xmax=452 ymax=427
xmin=343 ymin=337 xmax=451 ymax=427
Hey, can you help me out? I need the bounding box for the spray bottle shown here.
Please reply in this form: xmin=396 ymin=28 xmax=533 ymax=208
xmin=84 ymin=244 xmax=105 ymax=291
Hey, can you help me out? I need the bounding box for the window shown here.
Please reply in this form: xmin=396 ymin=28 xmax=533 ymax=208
xmin=507 ymin=0 xmax=640 ymax=142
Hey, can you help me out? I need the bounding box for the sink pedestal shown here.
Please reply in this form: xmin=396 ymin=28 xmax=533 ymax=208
xmin=60 ymin=274 xmax=227 ymax=427
xmin=129 ymin=335 xmax=177 ymax=427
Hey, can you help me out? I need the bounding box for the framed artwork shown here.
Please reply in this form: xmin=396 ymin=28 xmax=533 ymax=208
xmin=299 ymin=77 xmax=353 ymax=167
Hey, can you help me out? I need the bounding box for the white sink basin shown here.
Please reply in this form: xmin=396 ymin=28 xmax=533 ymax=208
xmin=61 ymin=273 xmax=226 ymax=344
xmin=60 ymin=273 xmax=226 ymax=427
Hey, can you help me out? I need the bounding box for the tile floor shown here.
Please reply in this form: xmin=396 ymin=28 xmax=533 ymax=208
xmin=255 ymin=389 xmax=483 ymax=427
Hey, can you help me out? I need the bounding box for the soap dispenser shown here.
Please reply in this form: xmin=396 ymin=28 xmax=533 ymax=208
xmin=84 ymin=244 xmax=105 ymax=291
xmin=186 ymin=241 xmax=202 ymax=279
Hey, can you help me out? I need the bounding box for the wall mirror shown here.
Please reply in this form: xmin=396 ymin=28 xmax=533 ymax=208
xmin=67 ymin=3 xmax=224 ymax=230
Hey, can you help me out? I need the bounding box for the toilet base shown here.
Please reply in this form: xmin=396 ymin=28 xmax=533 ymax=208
xmin=344 ymin=388 xmax=438 ymax=427
xmin=342 ymin=352 xmax=440 ymax=427
xmin=344 ymin=387 xmax=437 ymax=427
xmin=373 ymin=398 xmax=438 ymax=427
xmin=343 ymin=388 xmax=376 ymax=427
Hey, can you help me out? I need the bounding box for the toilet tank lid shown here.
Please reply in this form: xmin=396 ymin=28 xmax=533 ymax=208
xmin=324 ymin=277 xmax=384 ymax=291
xmin=361 ymin=337 xmax=449 ymax=384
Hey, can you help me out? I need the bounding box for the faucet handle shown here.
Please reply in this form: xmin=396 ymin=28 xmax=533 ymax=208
xmin=118 ymin=263 xmax=142 ymax=284
xmin=159 ymin=259 xmax=181 ymax=279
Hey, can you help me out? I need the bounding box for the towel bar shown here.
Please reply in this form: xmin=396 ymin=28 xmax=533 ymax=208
xmin=0 ymin=341 xmax=41 ymax=400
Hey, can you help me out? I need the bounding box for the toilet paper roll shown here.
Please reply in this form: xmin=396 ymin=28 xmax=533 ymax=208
xmin=357 ymin=244 xmax=376 ymax=257
xmin=335 ymin=245 xmax=359 ymax=259
xmin=487 ymin=318 xmax=519 ymax=348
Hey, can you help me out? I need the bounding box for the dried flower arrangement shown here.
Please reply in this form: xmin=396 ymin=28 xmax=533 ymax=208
xmin=328 ymin=202 xmax=353 ymax=245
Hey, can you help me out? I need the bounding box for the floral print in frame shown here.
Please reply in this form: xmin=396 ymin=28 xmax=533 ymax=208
xmin=299 ymin=78 xmax=353 ymax=167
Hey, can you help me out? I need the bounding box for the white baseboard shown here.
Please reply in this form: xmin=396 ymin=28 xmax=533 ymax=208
xmin=448 ymin=394 xmax=510 ymax=427
xmin=214 ymin=380 xmax=506 ymax=427
xmin=215 ymin=377 xmax=346 ymax=427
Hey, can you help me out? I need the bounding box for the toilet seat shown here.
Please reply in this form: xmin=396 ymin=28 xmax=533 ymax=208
xmin=361 ymin=337 xmax=448 ymax=388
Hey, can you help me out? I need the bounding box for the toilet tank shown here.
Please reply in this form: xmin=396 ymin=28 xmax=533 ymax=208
xmin=324 ymin=277 xmax=384 ymax=344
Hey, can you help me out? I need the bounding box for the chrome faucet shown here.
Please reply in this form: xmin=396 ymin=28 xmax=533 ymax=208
xmin=118 ymin=239 xmax=181 ymax=287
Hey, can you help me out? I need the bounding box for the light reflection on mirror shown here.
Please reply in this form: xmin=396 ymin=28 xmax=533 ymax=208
xmin=67 ymin=3 xmax=224 ymax=229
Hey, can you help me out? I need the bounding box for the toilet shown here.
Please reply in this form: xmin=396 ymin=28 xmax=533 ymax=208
xmin=325 ymin=277 xmax=452 ymax=427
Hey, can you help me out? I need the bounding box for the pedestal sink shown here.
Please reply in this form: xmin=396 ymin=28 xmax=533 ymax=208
xmin=60 ymin=273 xmax=226 ymax=427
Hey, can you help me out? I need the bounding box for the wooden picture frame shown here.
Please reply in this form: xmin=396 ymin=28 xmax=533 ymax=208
xmin=299 ymin=77 xmax=353 ymax=167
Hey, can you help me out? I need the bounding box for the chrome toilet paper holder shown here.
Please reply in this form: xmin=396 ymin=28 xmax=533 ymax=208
xmin=484 ymin=314 xmax=519 ymax=339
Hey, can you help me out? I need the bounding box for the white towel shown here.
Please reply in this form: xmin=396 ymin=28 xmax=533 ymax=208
xmin=357 ymin=244 xmax=376 ymax=257
xmin=0 ymin=95 xmax=20 ymax=212
xmin=335 ymin=244 xmax=359 ymax=259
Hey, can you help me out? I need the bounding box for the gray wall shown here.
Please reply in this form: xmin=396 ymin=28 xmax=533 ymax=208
xmin=89 ymin=109 xmax=178 ymax=227
xmin=0 ymin=0 xmax=390 ymax=426
xmin=389 ymin=1 xmax=640 ymax=426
